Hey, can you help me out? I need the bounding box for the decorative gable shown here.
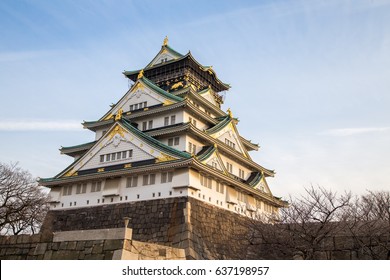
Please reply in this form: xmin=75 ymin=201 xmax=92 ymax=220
xmin=148 ymin=49 xmax=180 ymax=67
xmin=58 ymin=122 xmax=182 ymax=178
xmin=100 ymin=78 xmax=183 ymax=121
xmin=208 ymin=120 xmax=249 ymax=159
xmin=198 ymin=88 xmax=219 ymax=107
xmin=253 ymin=176 xmax=272 ymax=195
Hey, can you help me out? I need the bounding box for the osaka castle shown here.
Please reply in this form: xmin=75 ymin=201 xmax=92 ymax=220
xmin=40 ymin=37 xmax=286 ymax=219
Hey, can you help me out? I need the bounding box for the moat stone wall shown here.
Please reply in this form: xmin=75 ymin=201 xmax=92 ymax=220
xmin=0 ymin=227 xmax=185 ymax=260
xmin=1 ymin=197 xmax=388 ymax=259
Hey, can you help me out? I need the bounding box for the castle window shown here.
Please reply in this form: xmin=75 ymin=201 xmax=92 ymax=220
xmin=63 ymin=185 xmax=72 ymax=196
xmin=129 ymin=149 xmax=133 ymax=158
xmin=148 ymin=120 xmax=153 ymax=130
xmin=143 ymin=175 xmax=148 ymax=186
xmin=161 ymin=171 xmax=173 ymax=183
xmin=142 ymin=121 xmax=147 ymax=131
xmin=150 ymin=174 xmax=156 ymax=184
xmin=239 ymin=169 xmax=245 ymax=179
xmin=216 ymin=182 xmax=224 ymax=194
xmin=200 ymin=174 xmax=211 ymax=188
xmin=158 ymin=192 xmax=161 ymax=197
xmin=122 ymin=151 xmax=127 ymax=158
xmin=142 ymin=174 xmax=155 ymax=185
xmin=237 ymin=191 xmax=246 ymax=202
xmin=130 ymin=105 xmax=133 ymax=111
xmin=100 ymin=155 xmax=104 ymax=162
xmin=189 ymin=117 xmax=197 ymax=127
xmin=170 ymin=115 xmax=176 ymax=125
xmin=126 ymin=176 xmax=138 ymax=188
xmin=76 ymin=183 xmax=87 ymax=194
xmin=225 ymin=139 xmax=235 ymax=149
xmin=168 ymin=137 xmax=180 ymax=146
xmin=188 ymin=142 xmax=196 ymax=154
xmin=106 ymin=154 xmax=111 ymax=161
xmin=111 ymin=153 xmax=116 ymax=161
xmin=117 ymin=152 xmax=121 ymax=160
xmin=226 ymin=162 xmax=233 ymax=173
xmin=164 ymin=117 xmax=169 ymax=126
xmin=91 ymin=181 xmax=102 ymax=192
xmin=207 ymin=178 xmax=212 ymax=189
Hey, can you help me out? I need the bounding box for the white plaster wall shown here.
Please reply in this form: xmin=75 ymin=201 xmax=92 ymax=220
xmin=80 ymin=140 xmax=154 ymax=171
xmin=185 ymin=135 xmax=204 ymax=155
xmin=218 ymin=154 xmax=251 ymax=180
xmin=183 ymin=111 xmax=208 ymax=130
xmin=49 ymin=168 xmax=277 ymax=219
xmin=133 ymin=110 xmax=184 ymax=131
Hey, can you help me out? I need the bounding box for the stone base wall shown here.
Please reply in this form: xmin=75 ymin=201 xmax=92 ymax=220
xmin=41 ymin=197 xmax=250 ymax=259
xmin=2 ymin=197 xmax=388 ymax=259
xmin=0 ymin=228 xmax=185 ymax=260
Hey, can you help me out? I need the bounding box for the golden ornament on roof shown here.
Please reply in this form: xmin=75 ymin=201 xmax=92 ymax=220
xmin=163 ymin=36 xmax=168 ymax=46
xmin=137 ymin=69 xmax=144 ymax=79
xmin=115 ymin=108 xmax=123 ymax=121
xmin=227 ymin=108 xmax=233 ymax=118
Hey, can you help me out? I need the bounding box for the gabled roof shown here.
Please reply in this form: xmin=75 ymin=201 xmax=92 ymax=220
xmin=99 ymin=76 xmax=183 ymax=121
xmin=205 ymin=114 xmax=251 ymax=159
xmin=145 ymin=44 xmax=185 ymax=69
xmin=123 ymin=49 xmax=230 ymax=92
xmin=40 ymin=119 xmax=191 ymax=183
xmin=60 ymin=141 xmax=97 ymax=157
xmin=146 ymin=123 xmax=275 ymax=177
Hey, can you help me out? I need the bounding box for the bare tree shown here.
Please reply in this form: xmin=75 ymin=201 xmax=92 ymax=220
xmin=241 ymin=186 xmax=352 ymax=259
xmin=346 ymin=190 xmax=390 ymax=259
xmin=0 ymin=162 xmax=49 ymax=235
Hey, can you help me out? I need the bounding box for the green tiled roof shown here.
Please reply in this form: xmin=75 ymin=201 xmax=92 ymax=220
xmin=247 ymin=172 xmax=262 ymax=187
xmin=140 ymin=77 xmax=183 ymax=102
xmin=196 ymin=146 xmax=216 ymax=161
xmin=60 ymin=141 xmax=97 ymax=151
xmin=121 ymin=119 xmax=191 ymax=159
xmin=205 ymin=115 xmax=231 ymax=135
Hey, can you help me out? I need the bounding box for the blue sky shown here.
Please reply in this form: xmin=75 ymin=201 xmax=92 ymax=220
xmin=0 ymin=0 xmax=389 ymax=198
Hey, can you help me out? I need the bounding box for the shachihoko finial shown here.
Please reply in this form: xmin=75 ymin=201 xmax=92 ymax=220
xmin=163 ymin=36 xmax=168 ymax=46
xmin=137 ymin=69 xmax=144 ymax=79
xmin=227 ymin=108 xmax=233 ymax=118
xmin=115 ymin=108 xmax=123 ymax=121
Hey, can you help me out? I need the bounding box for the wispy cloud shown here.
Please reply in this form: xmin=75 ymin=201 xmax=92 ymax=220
xmin=320 ymin=127 xmax=390 ymax=136
xmin=0 ymin=120 xmax=81 ymax=131
xmin=0 ymin=49 xmax=73 ymax=62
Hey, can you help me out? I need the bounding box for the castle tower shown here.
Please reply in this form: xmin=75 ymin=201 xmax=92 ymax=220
xmin=39 ymin=38 xmax=287 ymax=259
